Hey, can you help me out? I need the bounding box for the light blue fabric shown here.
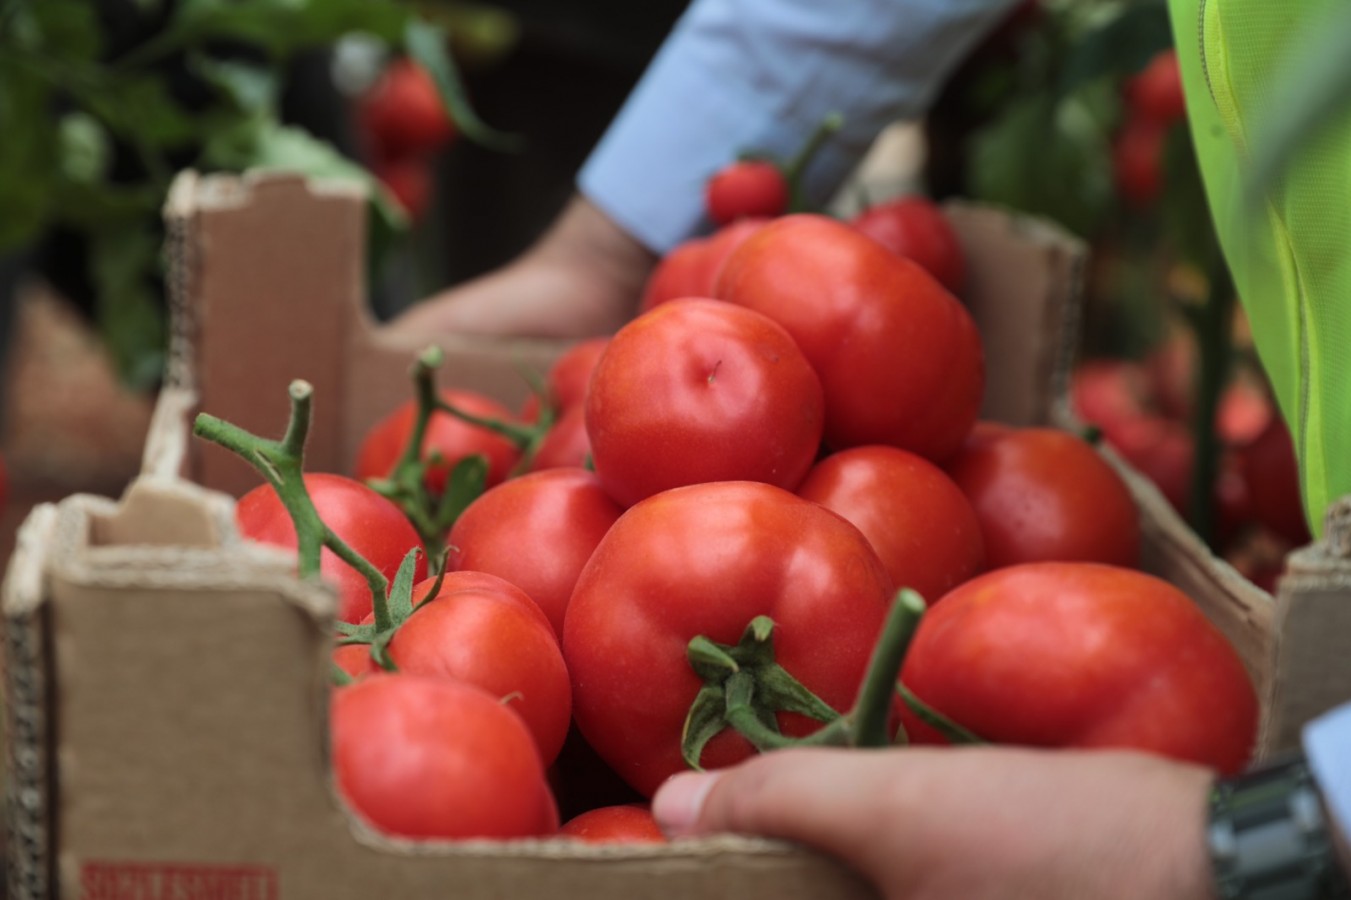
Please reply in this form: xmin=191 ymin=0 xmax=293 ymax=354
xmin=1305 ymin=702 xmax=1351 ymax=841
xmin=578 ymin=0 xmax=1021 ymax=253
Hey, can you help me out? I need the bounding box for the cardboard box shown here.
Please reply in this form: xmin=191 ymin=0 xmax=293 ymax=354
xmin=6 ymin=171 xmax=1349 ymax=899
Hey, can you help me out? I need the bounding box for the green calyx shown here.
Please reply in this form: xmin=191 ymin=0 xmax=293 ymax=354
xmin=680 ymin=588 xmax=939 ymax=769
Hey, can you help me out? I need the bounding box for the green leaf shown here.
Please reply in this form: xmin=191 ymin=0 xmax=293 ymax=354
xmin=1245 ymin=2 xmax=1351 ymax=202
xmin=1056 ymin=0 xmax=1172 ymax=98
xmin=58 ymin=111 xmax=110 ymax=184
xmin=89 ymin=227 xmax=166 ymax=390
xmin=28 ymin=0 xmax=102 ymax=60
xmin=189 ymin=54 xmax=279 ymax=116
xmin=403 ymin=18 xmax=522 ymax=152
xmin=1159 ymin=124 xmax=1220 ymax=270
xmin=0 ymin=60 xmax=57 ymax=250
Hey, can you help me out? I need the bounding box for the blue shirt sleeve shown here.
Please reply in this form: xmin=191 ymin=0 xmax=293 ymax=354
xmin=1305 ymin=701 xmax=1351 ymax=841
xmin=578 ymin=0 xmax=1023 ymax=253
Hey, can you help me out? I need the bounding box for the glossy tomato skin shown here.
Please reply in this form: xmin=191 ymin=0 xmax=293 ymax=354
xmin=559 ymin=804 xmax=666 ymax=844
xmin=715 ymin=214 xmax=984 ymax=462
xmin=639 ymin=218 xmax=767 ymax=313
xmin=945 ymin=427 xmax=1140 ymax=569
xmin=706 ymin=161 xmax=788 ymax=224
xmin=355 ymin=388 xmax=522 ymax=493
xmin=381 ymin=575 xmax=572 ymax=766
xmin=900 ymin=563 xmax=1258 ymax=775
xmin=850 ymin=196 xmax=966 ymax=294
xmin=447 ymin=467 xmax=623 ymax=636
xmin=235 ymin=473 xmax=425 ymax=624
xmin=331 ymin=674 xmax=558 ymax=839
xmin=797 ymin=446 xmax=984 ymax=605
xmin=357 ymin=59 xmax=454 ymax=158
xmin=564 ymin=481 xmax=894 ymax=797
xmin=585 ymin=299 xmax=825 ymax=508
xmin=521 ymin=337 xmax=611 ymax=422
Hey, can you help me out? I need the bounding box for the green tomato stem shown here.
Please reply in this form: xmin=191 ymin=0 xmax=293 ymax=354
xmin=850 ymin=589 xmax=927 ymax=748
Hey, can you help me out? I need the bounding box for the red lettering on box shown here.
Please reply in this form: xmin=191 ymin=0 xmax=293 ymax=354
xmin=78 ymin=862 xmax=278 ymax=900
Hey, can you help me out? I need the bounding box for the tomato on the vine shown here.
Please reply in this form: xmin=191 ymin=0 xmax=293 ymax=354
xmin=850 ymin=196 xmax=966 ymax=294
xmin=235 ymin=473 xmax=425 ymax=624
xmin=715 ymin=214 xmax=983 ymax=462
xmin=797 ymin=445 xmax=985 ymax=605
xmin=357 ymin=59 xmax=455 ymax=159
xmin=331 ymin=674 xmax=558 ymax=839
xmin=944 ymin=427 xmax=1140 ymax=569
xmin=447 ymin=467 xmax=623 ymax=636
xmin=585 ymin=299 xmax=824 ymax=508
xmin=355 ymin=388 xmax=522 ymax=493
xmin=528 ymin=403 xmax=591 ymax=472
xmin=706 ymin=161 xmax=788 ymax=224
xmin=899 ymin=562 xmax=1258 ymax=775
xmin=1113 ymin=115 xmax=1166 ymax=209
xmin=1126 ymin=50 xmax=1186 ymax=127
xmin=521 ymin=337 xmax=611 ymax=422
xmin=563 ymin=480 xmax=893 ymax=797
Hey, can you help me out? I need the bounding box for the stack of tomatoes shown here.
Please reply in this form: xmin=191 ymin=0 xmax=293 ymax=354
xmin=229 ymin=189 xmax=1258 ymax=845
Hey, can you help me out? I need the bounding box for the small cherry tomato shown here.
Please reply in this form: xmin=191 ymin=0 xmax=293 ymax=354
xmin=706 ymin=161 xmax=788 ymax=224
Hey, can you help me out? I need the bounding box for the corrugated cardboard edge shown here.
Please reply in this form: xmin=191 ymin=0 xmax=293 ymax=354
xmin=1265 ymin=499 xmax=1351 ymax=752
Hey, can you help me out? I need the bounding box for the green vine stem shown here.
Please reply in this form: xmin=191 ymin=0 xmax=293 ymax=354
xmin=193 ymin=379 xmax=395 ymax=631
xmin=681 ymin=588 xmax=931 ymax=768
xmin=783 ymin=112 xmax=845 ymax=211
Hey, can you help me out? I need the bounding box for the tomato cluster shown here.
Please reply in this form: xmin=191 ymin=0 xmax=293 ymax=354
xmin=220 ymin=183 xmax=1258 ymax=845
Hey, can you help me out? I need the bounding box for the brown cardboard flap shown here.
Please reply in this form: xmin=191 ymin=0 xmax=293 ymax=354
xmin=37 ymin=491 xmax=875 ymax=900
xmin=943 ymin=201 xmax=1086 ymax=428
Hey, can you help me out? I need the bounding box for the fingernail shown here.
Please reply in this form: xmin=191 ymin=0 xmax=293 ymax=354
xmin=653 ymin=770 xmax=722 ymax=837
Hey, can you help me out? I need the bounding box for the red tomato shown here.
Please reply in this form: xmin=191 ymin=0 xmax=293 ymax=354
xmin=797 ymin=446 xmax=985 ymax=605
xmin=331 ymin=674 xmax=558 ymax=838
xmin=559 ymin=804 xmax=666 ymax=844
xmin=355 ymin=388 xmax=522 ymax=494
xmin=1127 ymin=50 xmax=1186 ymax=126
xmin=945 ymin=427 xmax=1140 ymax=569
xmin=373 ymin=575 xmax=572 ymax=766
xmin=521 ymin=337 xmax=611 ymax=422
xmin=1217 ymin=380 xmax=1273 ymax=447
xmin=1070 ymin=358 xmax=1152 ymax=441
xmin=235 ymin=473 xmax=425 ymax=624
xmin=528 ymin=403 xmax=592 ymax=472
xmin=1113 ymin=115 xmax=1166 ymax=208
xmin=899 ymin=562 xmax=1258 ymax=775
xmin=374 ymin=156 xmax=433 ymax=223
xmin=447 ymin=467 xmax=623 ymax=636
xmin=1237 ymin=415 xmax=1311 ymax=546
xmin=1107 ymin=414 xmax=1195 ymax=515
xmin=564 ymin=481 xmax=894 ymax=797
xmin=357 ymin=59 xmax=455 ymax=158
xmin=850 ymin=196 xmax=966 ymax=294
xmin=585 ymin=299 xmax=825 ymax=508
xmin=706 ymin=161 xmax=788 ymax=224
xmin=715 ymin=214 xmax=984 ymax=462
xmin=639 ymin=218 xmax=767 ymax=313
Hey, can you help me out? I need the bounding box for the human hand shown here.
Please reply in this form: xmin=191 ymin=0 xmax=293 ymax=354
xmin=653 ymin=746 xmax=1218 ymax=900
xmin=388 ymin=195 xmax=656 ymax=340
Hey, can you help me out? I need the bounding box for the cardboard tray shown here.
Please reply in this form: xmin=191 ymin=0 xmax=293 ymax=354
xmin=5 ymin=171 xmax=1350 ymax=900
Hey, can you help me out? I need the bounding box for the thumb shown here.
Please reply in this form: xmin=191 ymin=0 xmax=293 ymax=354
xmin=652 ymin=748 xmax=916 ymax=875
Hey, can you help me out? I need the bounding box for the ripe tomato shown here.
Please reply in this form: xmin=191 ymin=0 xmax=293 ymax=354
xmin=564 ymin=480 xmax=893 ymax=797
xmin=374 ymin=156 xmax=433 ymax=223
xmin=899 ymin=562 xmax=1258 ymax=775
xmin=638 ymin=218 xmax=767 ymax=313
xmin=559 ymin=804 xmax=666 ymax=844
xmin=331 ymin=674 xmax=558 ymax=839
xmin=797 ymin=446 xmax=985 ymax=605
xmin=850 ymin=196 xmax=966 ymax=294
xmin=368 ymin=574 xmax=572 ymax=765
xmin=357 ymin=59 xmax=455 ymax=159
xmin=447 ymin=467 xmax=623 ymax=636
xmin=1113 ymin=115 xmax=1166 ymax=208
xmin=715 ymin=214 xmax=983 ymax=462
xmin=355 ymin=388 xmax=522 ymax=493
xmin=235 ymin=473 xmax=425 ymax=624
xmin=706 ymin=161 xmax=788 ymax=224
xmin=585 ymin=299 xmax=824 ymax=508
xmin=1237 ymin=415 xmax=1311 ymax=547
xmin=945 ymin=427 xmax=1140 ymax=569
xmin=528 ymin=403 xmax=591 ymax=472
xmin=521 ymin=337 xmax=611 ymax=422
xmin=1127 ymin=50 xmax=1186 ymax=126
xmin=1070 ymin=358 xmax=1152 ymax=442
